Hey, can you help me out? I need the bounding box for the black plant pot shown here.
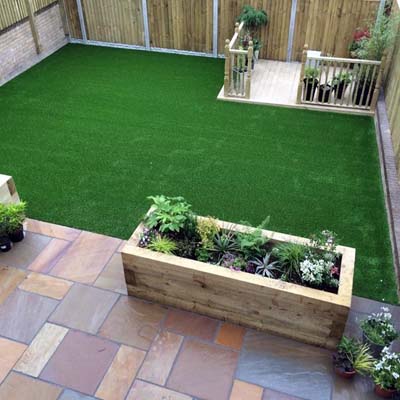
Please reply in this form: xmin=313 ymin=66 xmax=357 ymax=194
xmin=333 ymin=82 xmax=349 ymax=100
xmin=303 ymin=78 xmax=319 ymax=101
xmin=318 ymin=84 xmax=332 ymax=103
xmin=0 ymin=235 xmax=12 ymax=252
xmin=362 ymin=331 xmax=386 ymax=358
xmin=8 ymin=225 xmax=24 ymax=243
xmin=353 ymin=81 xmax=373 ymax=106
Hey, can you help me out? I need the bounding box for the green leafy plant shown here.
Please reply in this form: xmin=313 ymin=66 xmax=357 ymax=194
xmin=372 ymin=347 xmax=400 ymax=390
xmin=332 ymin=72 xmax=352 ymax=86
xmin=237 ymin=5 xmax=268 ymax=37
xmin=252 ymin=253 xmax=280 ymax=278
xmin=0 ymin=204 xmax=8 ymax=237
xmin=148 ymin=236 xmax=177 ymax=255
xmin=211 ymin=231 xmax=239 ymax=262
xmin=145 ymin=195 xmax=192 ymax=234
xmin=353 ymin=343 xmax=375 ymax=375
xmin=274 ymin=243 xmax=306 ymax=281
xmin=236 ymin=217 xmax=270 ymax=259
xmin=5 ymin=201 xmax=26 ymax=232
xmin=333 ymin=336 xmax=374 ymax=375
xmin=361 ymin=307 xmax=399 ymax=346
xmin=197 ymin=217 xmax=219 ymax=249
xmin=304 ymin=67 xmax=320 ymax=80
xmin=354 ymin=11 xmax=400 ymax=60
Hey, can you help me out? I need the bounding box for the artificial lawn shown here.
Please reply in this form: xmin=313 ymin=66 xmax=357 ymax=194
xmin=0 ymin=44 xmax=397 ymax=303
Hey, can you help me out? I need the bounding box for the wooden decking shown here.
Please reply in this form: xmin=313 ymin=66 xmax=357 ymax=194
xmin=217 ymin=60 xmax=374 ymax=116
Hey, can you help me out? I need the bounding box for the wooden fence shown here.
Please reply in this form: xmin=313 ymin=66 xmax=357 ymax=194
xmin=0 ymin=0 xmax=56 ymax=31
xmin=61 ymin=0 xmax=381 ymax=61
xmin=384 ymin=0 xmax=400 ymax=178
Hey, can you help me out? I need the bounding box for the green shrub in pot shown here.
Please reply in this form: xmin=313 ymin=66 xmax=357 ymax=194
xmin=5 ymin=201 xmax=26 ymax=243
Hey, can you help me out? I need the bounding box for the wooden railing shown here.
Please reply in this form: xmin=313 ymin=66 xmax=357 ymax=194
xmin=224 ymin=22 xmax=254 ymax=99
xmin=296 ymin=45 xmax=387 ymax=112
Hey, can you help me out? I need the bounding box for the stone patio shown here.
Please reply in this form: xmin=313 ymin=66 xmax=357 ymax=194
xmin=0 ymin=219 xmax=399 ymax=400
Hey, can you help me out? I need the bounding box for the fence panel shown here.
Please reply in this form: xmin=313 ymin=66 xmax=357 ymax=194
xmin=218 ymin=0 xmax=292 ymax=61
xmin=63 ymin=0 xmax=81 ymax=39
xmin=0 ymin=0 xmax=56 ymax=31
xmin=292 ymin=0 xmax=380 ymax=61
xmin=384 ymin=0 xmax=400 ymax=178
xmin=147 ymin=0 xmax=213 ymax=53
xmin=81 ymin=0 xmax=144 ymax=45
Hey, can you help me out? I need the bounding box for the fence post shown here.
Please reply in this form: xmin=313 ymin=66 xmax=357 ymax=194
xmin=370 ymin=50 xmax=388 ymax=112
xmin=224 ymin=39 xmax=230 ymax=96
xmin=235 ymin=22 xmax=240 ymax=34
xmin=245 ymin=41 xmax=253 ymax=99
xmin=141 ymin=0 xmax=150 ymax=50
xmin=212 ymin=0 xmax=219 ymax=57
xmin=296 ymin=44 xmax=308 ymax=104
xmin=24 ymin=0 xmax=41 ymax=54
xmin=58 ymin=0 xmax=70 ymax=37
xmin=76 ymin=0 xmax=87 ymax=42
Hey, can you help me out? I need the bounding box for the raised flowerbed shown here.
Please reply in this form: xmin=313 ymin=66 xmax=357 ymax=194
xmin=122 ymin=197 xmax=355 ymax=349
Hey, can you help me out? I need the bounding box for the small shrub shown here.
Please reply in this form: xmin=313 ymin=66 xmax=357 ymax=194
xmin=197 ymin=217 xmax=219 ymax=249
xmin=274 ymin=243 xmax=306 ymax=281
xmin=148 ymin=236 xmax=177 ymax=255
xmin=211 ymin=231 xmax=239 ymax=262
xmin=252 ymin=253 xmax=280 ymax=278
xmin=145 ymin=195 xmax=192 ymax=234
xmin=236 ymin=217 xmax=270 ymax=259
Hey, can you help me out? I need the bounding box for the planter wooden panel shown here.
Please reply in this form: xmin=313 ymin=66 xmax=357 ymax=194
xmin=122 ymin=216 xmax=355 ymax=349
xmin=0 ymin=175 xmax=20 ymax=205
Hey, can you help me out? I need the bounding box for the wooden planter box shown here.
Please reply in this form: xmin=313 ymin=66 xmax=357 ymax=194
xmin=122 ymin=216 xmax=355 ymax=349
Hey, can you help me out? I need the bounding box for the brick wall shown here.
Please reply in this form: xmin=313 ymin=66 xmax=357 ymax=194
xmin=0 ymin=3 xmax=68 ymax=86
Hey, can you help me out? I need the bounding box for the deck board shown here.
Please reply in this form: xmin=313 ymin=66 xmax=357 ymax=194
xmin=217 ymin=60 xmax=374 ymax=116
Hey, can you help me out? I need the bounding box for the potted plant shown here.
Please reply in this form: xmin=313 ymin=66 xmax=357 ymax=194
xmin=237 ymin=5 xmax=268 ymax=39
xmin=332 ymin=73 xmax=352 ymax=100
xmin=352 ymin=67 xmax=375 ymax=107
xmin=372 ymin=347 xmax=400 ymax=398
xmin=303 ymin=67 xmax=320 ymax=101
xmin=360 ymin=307 xmax=399 ymax=358
xmin=237 ymin=5 xmax=268 ymax=63
xmin=5 ymin=201 xmax=26 ymax=242
xmin=349 ymin=28 xmax=370 ymax=58
xmin=317 ymin=83 xmax=332 ymax=103
xmin=0 ymin=205 xmax=12 ymax=253
xmin=333 ymin=336 xmax=374 ymax=379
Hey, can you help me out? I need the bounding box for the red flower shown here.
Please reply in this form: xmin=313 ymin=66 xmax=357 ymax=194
xmin=331 ymin=266 xmax=339 ymax=276
xmin=353 ymin=28 xmax=370 ymax=42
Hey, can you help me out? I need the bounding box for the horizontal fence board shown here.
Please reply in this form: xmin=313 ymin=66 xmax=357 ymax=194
xmin=0 ymin=0 xmax=57 ymax=31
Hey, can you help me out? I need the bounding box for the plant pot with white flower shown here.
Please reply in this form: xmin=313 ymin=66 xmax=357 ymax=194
xmin=360 ymin=307 xmax=399 ymax=358
xmin=372 ymin=347 xmax=400 ymax=398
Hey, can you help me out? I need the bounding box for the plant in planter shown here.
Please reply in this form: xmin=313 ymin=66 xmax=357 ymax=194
xmin=332 ymin=72 xmax=352 ymax=100
xmin=252 ymin=253 xmax=280 ymax=278
xmin=360 ymin=307 xmax=399 ymax=358
xmin=148 ymin=235 xmax=177 ymax=255
xmin=273 ymin=242 xmax=306 ymax=282
xmin=372 ymin=347 xmax=400 ymax=398
xmin=303 ymin=67 xmax=320 ymax=101
xmin=237 ymin=5 xmax=268 ymax=40
xmin=123 ymin=195 xmax=356 ymax=348
xmin=0 ymin=205 xmax=12 ymax=253
xmin=349 ymin=28 xmax=370 ymax=58
xmin=5 ymin=201 xmax=26 ymax=242
xmin=333 ymin=336 xmax=374 ymax=379
xmin=353 ymin=11 xmax=400 ymax=61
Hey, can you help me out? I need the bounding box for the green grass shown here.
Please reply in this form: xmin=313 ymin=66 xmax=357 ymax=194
xmin=0 ymin=44 xmax=397 ymax=303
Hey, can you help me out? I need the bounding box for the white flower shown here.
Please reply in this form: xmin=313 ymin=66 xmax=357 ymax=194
xmin=392 ymin=372 xmax=399 ymax=379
